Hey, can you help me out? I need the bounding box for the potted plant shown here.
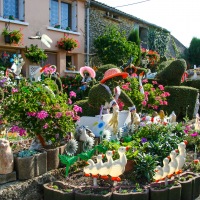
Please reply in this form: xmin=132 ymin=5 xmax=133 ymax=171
xmin=57 ymin=34 xmax=79 ymax=51
xmin=1 ymin=80 xmax=82 ymax=170
xmin=2 ymin=28 xmax=23 ymax=44
xmin=43 ymin=181 xmax=75 ymax=200
xmin=25 ymin=44 xmax=48 ymax=64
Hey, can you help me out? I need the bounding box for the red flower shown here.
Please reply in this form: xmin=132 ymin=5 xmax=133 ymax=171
xmin=193 ymin=159 xmax=199 ymax=164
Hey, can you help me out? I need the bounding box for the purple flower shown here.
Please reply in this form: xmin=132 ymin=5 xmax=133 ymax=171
xmin=36 ymin=110 xmax=48 ymax=119
xmin=0 ymin=78 xmax=7 ymax=87
xmin=141 ymin=137 xmax=148 ymax=143
xmin=190 ymin=132 xmax=198 ymax=137
xmin=69 ymin=91 xmax=76 ymax=98
xmin=10 ymin=125 xmax=20 ymax=133
xmin=19 ymin=128 xmax=26 ymax=136
xmin=55 ymin=112 xmax=62 ymax=118
xmin=27 ymin=112 xmax=37 ymax=117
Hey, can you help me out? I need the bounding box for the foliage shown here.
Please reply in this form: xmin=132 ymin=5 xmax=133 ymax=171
xmin=181 ymin=79 xmax=200 ymax=92
xmin=1 ymin=80 xmax=81 ymax=147
xmin=57 ymin=34 xmax=79 ymax=51
xmin=148 ymin=28 xmax=170 ymax=56
xmin=156 ymin=59 xmax=187 ymax=86
xmin=187 ymin=37 xmax=200 ymax=66
xmin=127 ymin=29 xmax=141 ymax=65
xmin=163 ymin=86 xmax=198 ymax=120
xmin=17 ymin=149 xmax=38 ymax=157
xmin=94 ymin=26 xmax=139 ymax=66
xmin=25 ymin=44 xmax=48 ymax=64
xmin=2 ymin=28 xmax=23 ymax=44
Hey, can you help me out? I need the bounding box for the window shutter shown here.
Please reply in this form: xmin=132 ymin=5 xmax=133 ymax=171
xmin=71 ymin=1 xmax=77 ymax=31
xmin=18 ymin=0 xmax=24 ymax=21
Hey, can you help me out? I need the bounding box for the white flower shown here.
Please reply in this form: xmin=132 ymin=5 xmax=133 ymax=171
xmin=65 ymin=139 xmax=78 ymax=156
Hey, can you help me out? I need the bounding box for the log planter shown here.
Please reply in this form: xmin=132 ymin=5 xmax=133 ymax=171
xmin=112 ymin=186 xmax=149 ymax=200
xmin=43 ymin=181 xmax=75 ymax=200
xmin=178 ymin=172 xmax=198 ymax=200
xmin=75 ymin=187 xmax=112 ymax=200
xmin=14 ymin=151 xmax=47 ymax=180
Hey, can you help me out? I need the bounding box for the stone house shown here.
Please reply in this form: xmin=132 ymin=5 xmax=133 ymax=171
xmin=86 ymin=0 xmax=186 ymax=66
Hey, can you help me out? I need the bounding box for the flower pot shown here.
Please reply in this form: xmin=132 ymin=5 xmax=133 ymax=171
xmin=45 ymin=146 xmax=60 ymax=171
xmin=4 ymin=35 xmax=11 ymax=43
xmin=168 ymin=183 xmax=181 ymax=200
xmin=125 ymin=160 xmax=134 ymax=172
xmin=43 ymin=181 xmax=74 ymax=200
xmin=150 ymin=186 xmax=169 ymax=200
xmin=193 ymin=173 xmax=200 ymax=198
xmin=34 ymin=151 xmax=47 ymax=176
xmin=75 ymin=187 xmax=112 ymax=200
xmin=14 ymin=155 xmax=35 ymax=180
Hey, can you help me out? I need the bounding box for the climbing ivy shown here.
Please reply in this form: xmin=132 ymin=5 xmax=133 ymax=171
xmin=172 ymin=37 xmax=180 ymax=58
xmin=148 ymin=28 xmax=170 ymax=56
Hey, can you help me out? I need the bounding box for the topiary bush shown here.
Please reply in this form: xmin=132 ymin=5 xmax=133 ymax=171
xmin=162 ymin=86 xmax=198 ymax=120
xmin=156 ymin=59 xmax=187 ymax=86
xmin=181 ymin=79 xmax=200 ymax=92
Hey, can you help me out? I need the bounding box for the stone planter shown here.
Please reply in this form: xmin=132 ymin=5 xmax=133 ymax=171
xmin=113 ymin=186 xmax=149 ymax=200
xmin=150 ymin=186 xmax=169 ymax=200
xmin=168 ymin=183 xmax=182 ymax=200
xmin=193 ymin=173 xmax=200 ymax=199
xmin=14 ymin=151 xmax=47 ymax=180
xmin=75 ymin=187 xmax=112 ymax=200
xmin=43 ymin=181 xmax=75 ymax=200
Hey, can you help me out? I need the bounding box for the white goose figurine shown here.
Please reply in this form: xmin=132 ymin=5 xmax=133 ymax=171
xmin=153 ymin=165 xmax=163 ymax=182
xmin=176 ymin=143 xmax=186 ymax=174
xmin=109 ymin=146 xmax=129 ymax=183
xmin=168 ymin=150 xmax=178 ymax=178
xmin=83 ymin=159 xmax=95 ymax=177
xmin=161 ymin=157 xmax=170 ymax=185
xmin=90 ymin=154 xmax=104 ymax=186
xmin=98 ymin=150 xmax=114 ymax=180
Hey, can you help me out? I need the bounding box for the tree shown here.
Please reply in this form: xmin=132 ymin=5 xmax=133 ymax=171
xmin=187 ymin=37 xmax=200 ymax=67
xmin=94 ymin=26 xmax=139 ymax=67
xmin=127 ymin=28 xmax=141 ymax=65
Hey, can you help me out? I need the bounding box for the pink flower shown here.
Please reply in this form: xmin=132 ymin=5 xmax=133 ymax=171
xmin=66 ymin=111 xmax=74 ymax=117
xmin=69 ymin=91 xmax=76 ymax=98
xmin=144 ymin=91 xmax=149 ymax=96
xmin=142 ymin=79 xmax=148 ymax=83
xmin=36 ymin=110 xmax=48 ymax=119
xmin=43 ymin=123 xmax=49 ymax=129
xmin=153 ymin=105 xmax=158 ymax=110
xmin=190 ymin=132 xmax=198 ymax=137
xmin=131 ymin=73 xmax=138 ymax=77
xmin=159 ymin=100 xmax=164 ymax=105
xmin=151 ymin=88 xmax=155 ymax=91
xmin=55 ymin=112 xmax=62 ymax=118
xmin=68 ymin=98 xmax=72 ymax=104
xmin=142 ymin=100 xmax=147 ymax=106
xmin=163 ymin=101 xmax=168 ymax=105
xmin=11 ymin=125 xmax=20 ymax=132
xmin=27 ymin=112 xmax=37 ymax=117
xmin=152 ymin=81 xmax=157 ymax=85
xmin=73 ymin=105 xmax=82 ymax=113
xmin=158 ymin=85 xmax=164 ymax=90
xmin=122 ymin=84 xmax=130 ymax=90
xmin=12 ymin=88 xmax=18 ymax=93
xmin=19 ymin=128 xmax=26 ymax=136
xmin=165 ymin=92 xmax=170 ymax=97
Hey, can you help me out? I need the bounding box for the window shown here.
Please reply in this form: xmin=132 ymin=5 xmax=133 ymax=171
xmin=50 ymin=0 xmax=77 ymax=31
xmin=2 ymin=0 xmax=24 ymax=21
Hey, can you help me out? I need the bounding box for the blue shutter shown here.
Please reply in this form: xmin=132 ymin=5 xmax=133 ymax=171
xmin=18 ymin=0 xmax=24 ymax=21
xmin=4 ymin=0 xmax=19 ymax=19
xmin=61 ymin=2 xmax=69 ymax=29
xmin=50 ymin=0 xmax=59 ymax=27
xmin=71 ymin=1 xmax=77 ymax=31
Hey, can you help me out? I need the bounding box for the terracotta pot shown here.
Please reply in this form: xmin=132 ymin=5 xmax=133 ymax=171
xmin=43 ymin=181 xmax=74 ymax=200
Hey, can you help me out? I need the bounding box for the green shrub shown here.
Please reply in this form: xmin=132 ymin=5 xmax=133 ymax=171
xmin=156 ymin=59 xmax=187 ymax=86
xmin=181 ymin=79 xmax=200 ymax=92
xmin=162 ymin=86 xmax=198 ymax=119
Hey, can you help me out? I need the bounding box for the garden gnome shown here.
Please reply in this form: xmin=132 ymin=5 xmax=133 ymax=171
xmin=129 ymin=106 xmax=140 ymax=131
xmin=80 ymin=66 xmax=96 ymax=91
xmin=0 ymin=138 xmax=14 ymax=174
xmin=193 ymin=93 xmax=200 ymax=118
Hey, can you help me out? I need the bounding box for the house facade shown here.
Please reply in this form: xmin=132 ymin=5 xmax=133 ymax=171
xmin=0 ymin=0 xmax=86 ymax=77
xmin=87 ymin=0 xmax=186 ymax=66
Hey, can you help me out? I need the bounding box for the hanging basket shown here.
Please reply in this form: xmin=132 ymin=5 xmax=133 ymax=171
xmin=4 ymin=35 xmax=11 ymax=44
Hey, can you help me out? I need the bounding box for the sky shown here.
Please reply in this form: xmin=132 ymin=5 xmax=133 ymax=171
xmin=95 ymin=0 xmax=200 ymax=48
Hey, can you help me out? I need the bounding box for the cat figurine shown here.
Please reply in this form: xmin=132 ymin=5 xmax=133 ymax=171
xmin=0 ymin=138 xmax=14 ymax=174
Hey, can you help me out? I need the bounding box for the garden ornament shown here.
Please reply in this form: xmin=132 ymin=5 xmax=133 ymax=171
xmin=175 ymin=142 xmax=186 ymax=175
xmin=75 ymin=125 xmax=95 ymax=142
xmin=195 ymin=113 xmax=200 ymax=130
xmin=109 ymin=146 xmax=129 ymax=186
xmin=138 ymin=71 xmax=144 ymax=94
xmin=83 ymin=159 xmax=95 ymax=177
xmin=80 ymin=66 xmax=96 ymax=91
xmin=153 ymin=165 xmax=163 ymax=182
xmin=161 ymin=157 xmax=170 ymax=186
xmin=146 ymin=69 xmax=157 ymax=79
xmin=169 ymin=111 xmax=177 ymax=123
xmin=129 ymin=106 xmax=140 ymax=131
xmin=98 ymin=150 xmax=114 ymax=180
xmin=168 ymin=150 xmax=178 ymax=178
xmin=193 ymin=93 xmax=200 ymax=118
xmin=28 ymin=34 xmax=52 ymax=48
xmin=0 ymin=138 xmax=14 ymax=174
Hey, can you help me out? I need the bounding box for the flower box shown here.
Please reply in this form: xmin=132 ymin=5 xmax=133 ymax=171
xmin=44 ymin=181 xmax=75 ymax=200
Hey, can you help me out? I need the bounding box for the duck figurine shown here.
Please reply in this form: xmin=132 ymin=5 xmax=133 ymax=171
xmin=168 ymin=150 xmax=178 ymax=178
xmin=109 ymin=146 xmax=129 ymax=184
xmin=98 ymin=150 xmax=114 ymax=180
xmin=90 ymin=154 xmax=104 ymax=186
xmin=153 ymin=165 xmax=163 ymax=182
xmin=77 ymin=125 xmax=95 ymax=142
xmin=161 ymin=157 xmax=170 ymax=185
xmin=83 ymin=159 xmax=95 ymax=177
xmin=176 ymin=143 xmax=186 ymax=174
